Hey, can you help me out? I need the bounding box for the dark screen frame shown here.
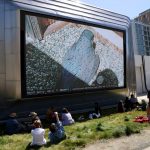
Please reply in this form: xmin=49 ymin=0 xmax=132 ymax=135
xmin=20 ymin=10 xmax=126 ymax=98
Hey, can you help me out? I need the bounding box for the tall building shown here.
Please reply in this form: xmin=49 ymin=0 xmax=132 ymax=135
xmin=135 ymin=9 xmax=150 ymax=25
xmin=132 ymin=9 xmax=150 ymax=56
xmin=132 ymin=9 xmax=150 ymax=94
xmin=132 ymin=21 xmax=150 ymax=56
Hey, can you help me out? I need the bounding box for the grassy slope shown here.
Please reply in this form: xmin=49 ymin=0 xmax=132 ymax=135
xmin=0 ymin=111 xmax=149 ymax=150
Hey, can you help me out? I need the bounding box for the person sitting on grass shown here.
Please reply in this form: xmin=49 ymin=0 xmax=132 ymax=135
xmin=46 ymin=107 xmax=58 ymax=124
xmin=117 ymin=100 xmax=125 ymax=113
xmin=5 ymin=112 xmax=26 ymax=135
xmin=61 ymin=108 xmax=75 ymax=126
xmin=48 ymin=112 xmax=66 ymax=144
xmin=124 ymin=96 xmax=131 ymax=111
xmin=89 ymin=102 xmax=102 ymax=119
xmin=25 ymin=112 xmax=41 ymax=132
xmin=147 ymin=91 xmax=150 ymax=121
xmin=30 ymin=120 xmax=46 ymax=146
xmin=29 ymin=112 xmax=41 ymax=124
xmin=129 ymin=94 xmax=138 ymax=109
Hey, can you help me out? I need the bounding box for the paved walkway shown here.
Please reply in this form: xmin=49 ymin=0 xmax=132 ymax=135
xmin=83 ymin=129 xmax=150 ymax=150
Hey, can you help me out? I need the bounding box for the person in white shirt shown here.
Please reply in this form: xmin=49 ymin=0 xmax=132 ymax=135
xmin=30 ymin=120 xmax=46 ymax=146
xmin=61 ymin=108 xmax=75 ymax=126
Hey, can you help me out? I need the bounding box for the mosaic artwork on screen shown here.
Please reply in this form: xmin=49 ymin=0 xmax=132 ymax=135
xmin=25 ymin=14 xmax=125 ymax=95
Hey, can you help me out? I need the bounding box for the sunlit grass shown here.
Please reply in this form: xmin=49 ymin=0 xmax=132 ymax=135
xmin=0 ymin=110 xmax=149 ymax=150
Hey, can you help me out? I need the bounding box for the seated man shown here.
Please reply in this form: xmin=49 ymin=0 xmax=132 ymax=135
xmin=129 ymin=94 xmax=138 ymax=109
xmin=5 ymin=113 xmax=25 ymax=135
xmin=30 ymin=120 xmax=46 ymax=146
xmin=48 ymin=112 xmax=66 ymax=144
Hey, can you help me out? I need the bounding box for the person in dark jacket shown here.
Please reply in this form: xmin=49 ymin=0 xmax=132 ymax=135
xmin=48 ymin=112 xmax=66 ymax=144
xmin=124 ymin=97 xmax=131 ymax=111
xmin=117 ymin=100 xmax=125 ymax=113
xmin=5 ymin=113 xmax=25 ymax=135
xmin=147 ymin=91 xmax=150 ymax=102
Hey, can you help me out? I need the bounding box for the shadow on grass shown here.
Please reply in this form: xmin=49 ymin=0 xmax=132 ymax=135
xmin=25 ymin=143 xmax=43 ymax=150
xmin=25 ymin=142 xmax=54 ymax=150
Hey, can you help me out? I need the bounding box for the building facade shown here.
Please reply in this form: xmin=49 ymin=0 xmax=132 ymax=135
xmin=0 ymin=0 xmax=135 ymax=119
xmin=132 ymin=21 xmax=150 ymax=56
xmin=135 ymin=9 xmax=150 ymax=25
xmin=132 ymin=9 xmax=150 ymax=95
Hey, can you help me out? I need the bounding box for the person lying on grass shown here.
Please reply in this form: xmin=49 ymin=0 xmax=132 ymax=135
xmin=48 ymin=112 xmax=66 ymax=144
xmin=30 ymin=120 xmax=46 ymax=146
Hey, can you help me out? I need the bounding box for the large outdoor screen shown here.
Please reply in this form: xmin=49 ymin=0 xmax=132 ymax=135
xmin=21 ymin=12 xmax=126 ymax=96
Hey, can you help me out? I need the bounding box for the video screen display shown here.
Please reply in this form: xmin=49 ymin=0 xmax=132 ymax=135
xmin=23 ymin=13 xmax=126 ymax=96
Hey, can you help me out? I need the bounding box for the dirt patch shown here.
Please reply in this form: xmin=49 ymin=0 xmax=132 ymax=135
xmin=83 ymin=129 xmax=150 ymax=150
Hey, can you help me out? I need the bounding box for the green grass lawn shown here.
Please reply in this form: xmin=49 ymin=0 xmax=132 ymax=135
xmin=0 ymin=110 xmax=149 ymax=150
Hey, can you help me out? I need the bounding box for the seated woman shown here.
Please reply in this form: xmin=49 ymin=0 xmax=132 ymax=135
xmin=30 ymin=120 xmax=46 ymax=146
xmin=46 ymin=107 xmax=58 ymax=124
xmin=48 ymin=112 xmax=66 ymax=144
xmin=61 ymin=108 xmax=75 ymax=126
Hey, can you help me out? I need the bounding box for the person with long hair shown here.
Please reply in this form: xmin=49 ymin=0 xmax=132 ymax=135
xmin=61 ymin=108 xmax=75 ymax=126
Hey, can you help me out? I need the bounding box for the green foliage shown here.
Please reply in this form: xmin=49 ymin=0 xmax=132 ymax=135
xmin=112 ymin=126 xmax=126 ymax=138
xmin=124 ymin=115 xmax=130 ymax=121
xmin=63 ymin=139 xmax=86 ymax=150
xmin=125 ymin=122 xmax=141 ymax=136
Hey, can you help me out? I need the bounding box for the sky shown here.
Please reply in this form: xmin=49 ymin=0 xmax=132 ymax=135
xmin=76 ymin=0 xmax=150 ymax=19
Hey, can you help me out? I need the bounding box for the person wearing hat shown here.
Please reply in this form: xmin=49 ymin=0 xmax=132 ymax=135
xmin=30 ymin=120 xmax=46 ymax=146
xmin=29 ymin=112 xmax=40 ymax=124
xmin=26 ymin=112 xmax=41 ymax=132
xmin=5 ymin=113 xmax=25 ymax=135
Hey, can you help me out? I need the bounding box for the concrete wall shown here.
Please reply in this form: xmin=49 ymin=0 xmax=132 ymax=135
xmin=135 ymin=55 xmax=150 ymax=95
xmin=144 ymin=56 xmax=150 ymax=90
xmin=0 ymin=0 xmax=5 ymax=99
xmin=0 ymin=1 xmax=21 ymax=99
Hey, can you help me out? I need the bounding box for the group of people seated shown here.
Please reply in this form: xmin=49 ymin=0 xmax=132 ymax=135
xmin=118 ymin=94 xmax=148 ymax=113
xmin=5 ymin=102 xmax=102 ymax=145
xmin=8 ymin=96 xmax=147 ymax=146
xmin=5 ymin=107 xmax=75 ymax=146
xmin=30 ymin=111 xmax=67 ymax=146
xmin=118 ymin=94 xmax=139 ymax=113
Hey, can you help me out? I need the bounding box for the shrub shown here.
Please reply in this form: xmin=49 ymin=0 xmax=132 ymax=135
xmin=125 ymin=123 xmax=141 ymax=136
xmin=124 ymin=115 xmax=130 ymax=121
xmin=112 ymin=126 xmax=125 ymax=138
